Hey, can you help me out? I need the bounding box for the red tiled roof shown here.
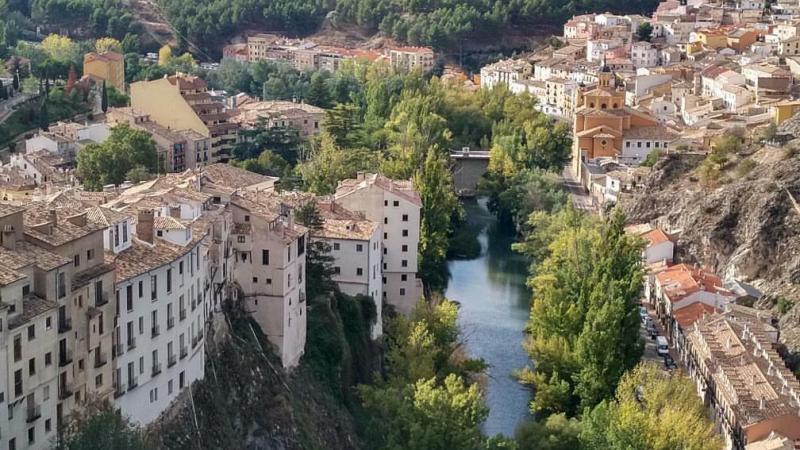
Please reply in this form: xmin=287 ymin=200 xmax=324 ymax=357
xmin=643 ymin=229 xmax=671 ymax=246
xmin=674 ymin=302 xmax=719 ymax=328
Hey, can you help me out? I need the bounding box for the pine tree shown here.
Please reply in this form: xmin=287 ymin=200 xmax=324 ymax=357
xmin=101 ymin=80 xmax=108 ymax=113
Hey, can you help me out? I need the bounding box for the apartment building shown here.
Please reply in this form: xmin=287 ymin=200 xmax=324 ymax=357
xmin=229 ymin=99 xmax=326 ymax=137
xmin=130 ymin=73 xmax=239 ymax=164
xmin=334 ymin=173 xmax=421 ymax=315
xmin=83 ymin=51 xmax=125 ymax=93
xmin=107 ymin=208 xmax=208 ymax=424
xmin=684 ymin=306 xmax=800 ymax=450
xmin=387 ymin=47 xmax=436 ymax=73
xmin=229 ymin=190 xmax=308 ymax=368
xmin=107 ymin=107 xmax=212 ymax=172
xmin=480 ymin=59 xmax=532 ymax=90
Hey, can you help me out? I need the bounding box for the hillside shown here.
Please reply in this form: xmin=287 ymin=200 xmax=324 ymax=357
xmin=622 ymin=147 xmax=800 ymax=358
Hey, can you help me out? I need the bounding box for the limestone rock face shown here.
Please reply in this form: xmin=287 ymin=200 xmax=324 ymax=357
xmin=623 ymin=149 xmax=800 ymax=354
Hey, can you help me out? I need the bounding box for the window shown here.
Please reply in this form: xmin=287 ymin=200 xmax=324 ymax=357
xmin=179 ymin=261 xmax=184 ymax=276
xmin=122 ymin=222 xmax=128 ymax=242
xmin=402 ymin=214 xmax=408 ymax=222
xmin=58 ymin=273 xmax=66 ymax=299
xmin=402 ymin=229 xmax=408 ymax=237
xmin=151 ymin=275 xmax=157 ymax=300
xmin=74 ymin=254 xmax=80 ymax=267
xmin=383 ymin=232 xmax=387 ymax=240
xmin=357 ymin=268 xmax=363 ymax=276
xmin=252 ymin=277 xmax=258 ymax=283
xmin=401 ymin=274 xmax=407 ymax=281
xmin=266 ymin=278 xmax=272 ymax=285
xmin=393 ymin=201 xmax=399 ymax=207
xmin=384 ymin=200 xmax=388 ymax=206
xmin=333 ymin=267 xmax=341 ymax=274
xmin=27 ymin=325 xmax=35 ymax=341
xmin=237 ymin=236 xmax=245 ymax=243
xmin=168 ymin=379 xmax=174 ymax=395
xmin=14 ymin=370 xmax=22 ymax=397
xmin=28 ymin=428 xmax=34 ymax=445
xmin=333 ymin=243 xmax=340 ymax=251
xmin=166 ymin=269 xmax=172 ymax=293
xmin=45 ymin=418 xmax=51 ymax=433
xmin=402 ymin=245 xmax=408 ymax=252
xmin=244 ymin=215 xmax=250 ymax=222
xmin=401 ymin=260 xmax=408 ymax=268
xmin=28 ymin=358 xmax=35 ymax=375
xmin=22 ymin=284 xmax=29 ymax=296
xmin=356 ymin=244 xmax=363 ymax=252
xmin=95 ymin=374 xmax=103 ymax=387
xmin=126 ymin=285 xmax=133 ymax=311
xmin=400 ymin=288 xmax=406 ymax=296
xmin=139 ymin=281 xmax=143 ymax=298
xmin=180 ymin=371 xmax=186 ymax=389
xmin=262 ymin=250 xmax=269 ymax=265
xmin=45 ymin=352 xmax=52 ymax=366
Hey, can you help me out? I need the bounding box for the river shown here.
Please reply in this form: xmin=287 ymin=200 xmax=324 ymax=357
xmin=445 ymin=197 xmax=532 ymax=437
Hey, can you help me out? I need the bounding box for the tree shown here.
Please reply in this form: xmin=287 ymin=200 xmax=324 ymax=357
xmin=61 ymin=402 xmax=147 ymax=450
xmin=40 ymin=33 xmax=78 ymax=65
xmin=295 ymin=200 xmax=338 ymax=300
xmin=101 ymin=81 xmax=108 ymax=113
xmin=636 ymin=22 xmax=653 ymax=42
xmin=516 ymin=414 xmax=582 ymax=450
xmin=65 ymin=65 xmax=77 ymax=94
xmin=158 ymin=44 xmax=172 ymax=66
xmin=12 ymin=71 xmax=19 ymax=90
xmin=580 ymin=363 xmax=722 ymax=450
xmin=306 ymin=71 xmax=331 ymax=108
xmin=95 ymin=37 xmax=122 ymax=53
xmin=77 ymin=124 xmax=158 ymax=190
xmin=415 ymin=148 xmax=459 ymax=291
xmin=299 ymin=132 xmax=381 ymax=194
xmin=126 ymin=165 xmax=154 ymax=183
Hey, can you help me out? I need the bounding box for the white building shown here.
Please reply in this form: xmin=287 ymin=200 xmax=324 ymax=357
xmin=230 ymin=191 xmax=308 ymax=369
xmin=640 ymin=228 xmax=674 ymax=264
xmin=480 ymin=59 xmax=532 ymax=90
xmin=587 ymin=38 xmax=624 ymax=62
xmin=620 ymin=126 xmax=678 ymax=165
xmin=312 ymin=200 xmax=383 ymax=337
xmin=335 ymin=173 xmax=422 ymax=315
xmin=631 ymin=41 xmax=659 ymax=68
xmin=107 ymin=208 xmax=209 ymax=425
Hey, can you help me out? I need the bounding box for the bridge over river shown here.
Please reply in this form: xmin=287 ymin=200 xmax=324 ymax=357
xmin=450 ymin=148 xmax=490 ymax=196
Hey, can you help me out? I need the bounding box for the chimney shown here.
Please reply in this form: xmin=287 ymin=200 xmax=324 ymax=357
xmin=1 ymin=225 xmax=16 ymax=250
xmin=137 ymin=209 xmax=155 ymax=244
xmin=48 ymin=208 xmax=57 ymax=227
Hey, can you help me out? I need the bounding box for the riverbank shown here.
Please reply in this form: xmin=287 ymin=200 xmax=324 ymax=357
xmin=445 ymin=197 xmax=532 ymax=437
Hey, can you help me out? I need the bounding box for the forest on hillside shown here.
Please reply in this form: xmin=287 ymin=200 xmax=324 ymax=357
xmin=155 ymin=0 xmax=659 ymax=54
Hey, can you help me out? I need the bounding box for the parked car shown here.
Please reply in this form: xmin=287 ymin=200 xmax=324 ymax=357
xmin=656 ymin=336 xmax=670 ymax=356
xmin=663 ymin=354 xmax=677 ymax=370
xmin=639 ymin=306 xmax=648 ymax=322
xmin=647 ymin=324 xmax=658 ymax=340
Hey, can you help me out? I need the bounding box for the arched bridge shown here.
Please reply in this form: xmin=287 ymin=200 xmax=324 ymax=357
xmin=450 ymin=148 xmax=490 ymax=196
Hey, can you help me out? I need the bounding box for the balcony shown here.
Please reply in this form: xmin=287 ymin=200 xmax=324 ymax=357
xmin=168 ymin=354 xmax=177 ymax=368
xmin=113 ymin=343 xmax=124 ymax=358
xmin=180 ymin=346 xmax=188 ymax=359
xmin=127 ymin=337 xmax=136 ymax=350
xmin=151 ymin=363 xmax=162 ymax=376
xmin=58 ymin=382 xmax=73 ymax=400
xmin=58 ymin=317 xmax=72 ymax=333
xmin=26 ymin=405 xmax=42 ymax=423
xmin=94 ymin=351 xmax=107 ymax=368
xmin=180 ymin=309 xmax=187 ymax=321
xmin=167 ymin=317 xmax=175 ymax=329
xmin=191 ymin=336 xmax=198 ymax=349
xmin=59 ymin=349 xmax=73 ymax=367
xmin=151 ymin=325 xmax=160 ymax=338
xmin=96 ymin=292 xmax=109 ymax=307
xmin=128 ymin=376 xmax=138 ymax=390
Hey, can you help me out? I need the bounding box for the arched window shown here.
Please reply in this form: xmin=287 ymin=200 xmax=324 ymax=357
xmin=613 ymin=103 xmax=618 ymax=108
xmin=589 ymin=102 xmax=595 ymax=108
xmin=601 ymin=103 xmax=607 ymax=109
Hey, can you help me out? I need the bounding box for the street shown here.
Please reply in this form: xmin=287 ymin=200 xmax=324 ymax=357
xmin=561 ymin=166 xmax=596 ymax=212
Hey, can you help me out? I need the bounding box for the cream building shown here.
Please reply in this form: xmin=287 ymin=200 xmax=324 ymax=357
xmin=334 ymin=173 xmax=421 ymax=315
xmin=387 ymin=47 xmax=435 ymax=73
xmin=130 ymin=74 xmax=239 ymax=164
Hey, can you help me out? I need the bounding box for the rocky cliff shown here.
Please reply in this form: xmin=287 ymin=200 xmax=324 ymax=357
xmin=622 ymin=147 xmax=800 ymax=357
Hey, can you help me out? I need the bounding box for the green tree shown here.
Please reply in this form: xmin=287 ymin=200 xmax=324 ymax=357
xmin=580 ymin=363 xmax=722 ymax=450
xmin=77 ymin=123 xmax=158 ymax=190
xmin=325 ymin=103 xmax=365 ymax=148
xmin=306 ymin=71 xmax=331 ymax=108
xmin=295 ymin=200 xmax=338 ymax=300
xmin=636 ymin=22 xmax=653 ymax=42
xmin=516 ymin=413 xmax=582 ymax=450
xmin=61 ymin=404 xmax=147 ymax=450
xmin=101 ymin=80 xmax=108 ymax=113
xmin=415 ymin=148 xmax=459 ymax=290
xmin=299 ymin=132 xmax=381 ymax=194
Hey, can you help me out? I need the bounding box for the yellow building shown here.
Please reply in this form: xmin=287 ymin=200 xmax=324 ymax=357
xmin=772 ymin=100 xmax=800 ymax=125
xmin=130 ymin=73 xmax=239 ymax=163
xmin=83 ymin=51 xmax=125 ymax=92
xmin=696 ymin=29 xmax=728 ymax=49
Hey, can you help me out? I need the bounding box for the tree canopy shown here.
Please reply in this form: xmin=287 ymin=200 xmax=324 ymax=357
xmin=77 ymin=123 xmax=158 ymax=190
